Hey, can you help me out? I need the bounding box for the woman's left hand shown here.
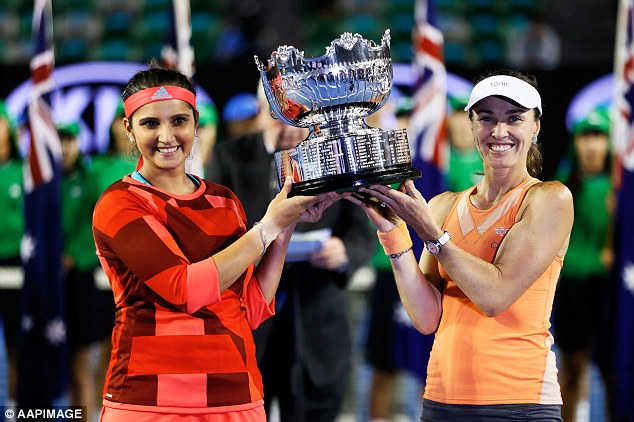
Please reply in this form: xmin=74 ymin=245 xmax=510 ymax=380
xmin=357 ymin=180 xmax=435 ymax=236
xmin=298 ymin=191 xmax=340 ymax=223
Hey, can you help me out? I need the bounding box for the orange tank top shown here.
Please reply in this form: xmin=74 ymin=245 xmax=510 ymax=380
xmin=423 ymin=177 xmax=563 ymax=405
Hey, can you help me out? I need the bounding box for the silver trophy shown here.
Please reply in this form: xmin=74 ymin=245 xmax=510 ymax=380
xmin=254 ymin=29 xmax=421 ymax=196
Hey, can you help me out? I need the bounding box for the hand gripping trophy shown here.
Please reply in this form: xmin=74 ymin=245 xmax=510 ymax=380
xmin=255 ymin=29 xmax=421 ymax=196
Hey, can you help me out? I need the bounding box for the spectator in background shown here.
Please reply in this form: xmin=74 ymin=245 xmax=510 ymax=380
xmin=196 ymin=101 xmax=219 ymax=177
xmin=58 ymin=122 xmax=104 ymax=421
xmin=90 ymin=101 xmax=136 ymax=195
xmin=552 ymin=107 xmax=615 ymax=422
xmin=506 ymin=10 xmax=561 ymax=71
xmin=208 ymin=83 xmax=374 ymax=422
xmin=0 ymin=100 xmax=23 ymax=406
xmin=222 ymin=92 xmax=261 ymax=141
xmin=445 ymin=94 xmax=483 ymax=192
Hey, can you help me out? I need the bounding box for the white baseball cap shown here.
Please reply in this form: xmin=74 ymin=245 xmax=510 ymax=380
xmin=464 ymin=75 xmax=542 ymax=115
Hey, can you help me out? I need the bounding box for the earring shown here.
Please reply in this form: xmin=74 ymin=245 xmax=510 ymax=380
xmin=532 ymin=134 xmax=538 ymax=144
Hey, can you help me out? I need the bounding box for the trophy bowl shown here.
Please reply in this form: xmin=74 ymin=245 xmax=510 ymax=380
xmin=254 ymin=29 xmax=421 ymax=196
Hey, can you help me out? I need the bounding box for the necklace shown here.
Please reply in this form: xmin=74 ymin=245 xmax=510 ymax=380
xmin=473 ymin=175 xmax=528 ymax=207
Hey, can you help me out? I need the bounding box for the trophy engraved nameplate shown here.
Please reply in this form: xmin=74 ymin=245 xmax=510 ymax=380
xmin=255 ymin=29 xmax=421 ymax=196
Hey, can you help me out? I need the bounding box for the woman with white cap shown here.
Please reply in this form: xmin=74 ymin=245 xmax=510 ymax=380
xmin=346 ymin=70 xmax=573 ymax=421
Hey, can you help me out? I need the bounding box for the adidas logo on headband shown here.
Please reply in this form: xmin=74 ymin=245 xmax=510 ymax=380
xmin=150 ymin=87 xmax=173 ymax=100
xmin=124 ymin=85 xmax=197 ymax=118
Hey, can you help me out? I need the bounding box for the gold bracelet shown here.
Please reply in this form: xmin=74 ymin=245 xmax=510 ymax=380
xmin=253 ymin=221 xmax=268 ymax=258
xmin=377 ymin=223 xmax=413 ymax=256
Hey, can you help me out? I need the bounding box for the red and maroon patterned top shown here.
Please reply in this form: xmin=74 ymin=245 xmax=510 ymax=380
xmin=92 ymin=175 xmax=274 ymax=409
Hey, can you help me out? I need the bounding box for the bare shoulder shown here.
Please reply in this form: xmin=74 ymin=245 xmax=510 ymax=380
xmin=429 ymin=191 xmax=461 ymax=224
xmin=527 ymin=180 xmax=573 ymax=203
xmin=520 ymin=180 xmax=573 ymax=218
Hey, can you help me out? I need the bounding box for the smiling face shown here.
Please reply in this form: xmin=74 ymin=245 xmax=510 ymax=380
xmin=470 ymin=96 xmax=540 ymax=172
xmin=124 ymin=99 xmax=197 ymax=174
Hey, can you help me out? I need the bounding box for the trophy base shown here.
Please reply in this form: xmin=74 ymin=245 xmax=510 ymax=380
xmin=288 ymin=164 xmax=421 ymax=196
xmin=275 ymin=127 xmax=420 ymax=196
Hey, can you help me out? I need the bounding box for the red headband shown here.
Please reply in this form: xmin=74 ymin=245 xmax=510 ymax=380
xmin=123 ymin=86 xmax=197 ymax=119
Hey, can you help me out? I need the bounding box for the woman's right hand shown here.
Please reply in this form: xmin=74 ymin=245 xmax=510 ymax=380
xmin=260 ymin=177 xmax=339 ymax=240
xmin=349 ymin=180 xmax=441 ymax=240
xmin=344 ymin=190 xmax=404 ymax=232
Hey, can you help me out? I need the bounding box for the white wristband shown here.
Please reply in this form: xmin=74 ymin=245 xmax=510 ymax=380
xmin=253 ymin=221 xmax=268 ymax=258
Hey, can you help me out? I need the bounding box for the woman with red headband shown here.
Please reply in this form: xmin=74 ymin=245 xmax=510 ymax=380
xmin=92 ymin=62 xmax=337 ymax=421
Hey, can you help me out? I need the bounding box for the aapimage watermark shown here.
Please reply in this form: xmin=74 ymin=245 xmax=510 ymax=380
xmin=2 ymin=406 xmax=86 ymax=420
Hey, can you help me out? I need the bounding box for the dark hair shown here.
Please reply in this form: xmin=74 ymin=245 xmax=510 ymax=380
xmin=564 ymin=133 xmax=612 ymax=198
xmin=119 ymin=60 xmax=197 ymax=159
xmin=121 ymin=59 xmax=196 ymax=111
xmin=469 ymin=69 xmax=543 ymax=177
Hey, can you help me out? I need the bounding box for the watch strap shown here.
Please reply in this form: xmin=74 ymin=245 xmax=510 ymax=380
xmin=437 ymin=231 xmax=451 ymax=246
xmin=427 ymin=231 xmax=451 ymax=255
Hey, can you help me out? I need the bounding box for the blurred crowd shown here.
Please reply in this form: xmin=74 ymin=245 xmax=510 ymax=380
xmin=0 ymin=70 xmax=618 ymax=422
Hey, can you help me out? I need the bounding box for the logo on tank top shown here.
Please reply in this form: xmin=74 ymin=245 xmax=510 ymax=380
xmin=491 ymin=226 xmax=509 ymax=249
xmin=495 ymin=226 xmax=509 ymax=236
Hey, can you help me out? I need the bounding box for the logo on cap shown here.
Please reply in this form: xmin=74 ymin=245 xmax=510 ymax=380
xmin=150 ymin=87 xmax=173 ymax=100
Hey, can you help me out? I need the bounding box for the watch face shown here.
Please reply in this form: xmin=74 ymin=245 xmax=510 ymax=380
xmin=427 ymin=241 xmax=440 ymax=255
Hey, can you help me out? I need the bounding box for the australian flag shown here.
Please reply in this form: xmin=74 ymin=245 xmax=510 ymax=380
xmin=389 ymin=0 xmax=446 ymax=382
xmin=409 ymin=0 xmax=448 ymax=246
xmin=18 ymin=0 xmax=67 ymax=406
xmin=612 ymin=0 xmax=634 ymax=420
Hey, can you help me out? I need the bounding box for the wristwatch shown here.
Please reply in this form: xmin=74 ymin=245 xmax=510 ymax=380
xmin=426 ymin=231 xmax=451 ymax=255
